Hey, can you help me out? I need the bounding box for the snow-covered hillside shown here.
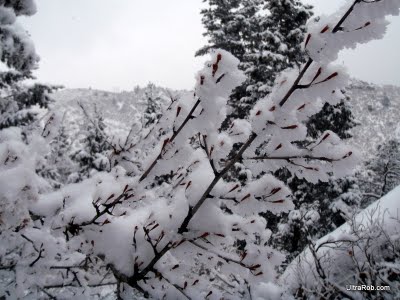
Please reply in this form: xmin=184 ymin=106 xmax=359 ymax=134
xmin=51 ymin=79 xmax=400 ymax=161
xmin=347 ymin=79 xmax=400 ymax=159
xmin=51 ymin=85 xmax=178 ymax=146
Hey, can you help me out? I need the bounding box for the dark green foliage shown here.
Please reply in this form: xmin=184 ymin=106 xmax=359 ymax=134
xmin=269 ymin=96 xmax=361 ymax=261
xmin=0 ymin=0 xmax=62 ymax=189
xmin=307 ymin=97 xmax=358 ymax=140
xmin=0 ymin=84 xmax=57 ymax=130
xmin=238 ymin=0 xmax=312 ymax=119
xmin=271 ymin=173 xmax=361 ymax=261
xmin=70 ymin=104 xmax=112 ymax=182
xmin=382 ymin=94 xmax=390 ymax=107
xmin=0 ymin=0 xmax=38 ymax=81
xmin=0 ymin=0 xmax=55 ymax=131
xmin=144 ymin=83 xmax=163 ymax=127
xmin=196 ymin=0 xmax=247 ymax=60
xmin=37 ymin=120 xmax=76 ymax=189
xmin=197 ymin=0 xmax=312 ymax=122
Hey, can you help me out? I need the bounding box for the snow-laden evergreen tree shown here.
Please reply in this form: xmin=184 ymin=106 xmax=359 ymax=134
xmin=307 ymin=94 xmax=357 ymax=140
xmin=0 ymin=1 xmax=56 ymax=131
xmin=196 ymin=0 xmax=312 ymax=121
xmin=37 ymin=113 xmax=76 ymax=188
xmin=70 ymin=104 xmax=111 ymax=182
xmin=0 ymin=0 xmax=62 ymax=192
xmin=0 ymin=0 xmax=38 ymax=81
xmin=239 ymin=0 xmax=313 ymax=119
xmin=360 ymin=139 xmax=400 ymax=206
xmin=0 ymin=83 xmax=56 ymax=130
xmin=197 ymin=0 xmax=312 ymax=185
xmin=382 ymin=93 xmax=390 ymax=108
xmin=271 ymin=175 xmax=362 ymax=261
xmin=196 ymin=0 xmax=263 ymax=123
xmin=196 ymin=0 xmax=249 ymax=60
xmin=143 ymin=82 xmax=163 ymax=127
xmin=270 ymin=94 xmax=362 ymax=261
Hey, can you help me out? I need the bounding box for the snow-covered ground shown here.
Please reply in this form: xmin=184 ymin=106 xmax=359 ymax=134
xmin=280 ymin=185 xmax=400 ymax=298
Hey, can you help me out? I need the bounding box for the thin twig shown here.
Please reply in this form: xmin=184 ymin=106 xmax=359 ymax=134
xmin=139 ymin=99 xmax=201 ymax=182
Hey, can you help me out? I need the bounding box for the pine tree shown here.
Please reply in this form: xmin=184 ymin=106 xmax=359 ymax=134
xmin=196 ymin=0 xmax=265 ymax=125
xmin=37 ymin=114 xmax=76 ymax=188
xmin=382 ymin=93 xmax=390 ymax=108
xmin=0 ymin=0 xmax=56 ymax=130
xmin=238 ymin=0 xmax=312 ymax=119
xmin=305 ymin=91 xmax=358 ymax=140
xmin=196 ymin=0 xmax=248 ymax=60
xmin=196 ymin=0 xmax=312 ymax=122
xmin=270 ymin=174 xmax=362 ymax=261
xmin=70 ymin=104 xmax=111 ymax=182
xmin=197 ymin=0 xmax=312 ymax=184
xmin=0 ymin=84 xmax=57 ymax=130
xmin=270 ymin=96 xmax=362 ymax=261
xmin=143 ymin=83 xmax=163 ymax=127
xmin=0 ymin=0 xmax=38 ymax=81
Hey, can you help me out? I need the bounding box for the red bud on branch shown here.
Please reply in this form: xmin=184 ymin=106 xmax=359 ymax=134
xmin=342 ymin=151 xmax=353 ymax=159
xmin=320 ymin=25 xmax=330 ymax=33
xmin=227 ymin=184 xmax=239 ymax=194
xmin=271 ymin=200 xmax=285 ymax=204
xmin=171 ymin=264 xmax=179 ymax=270
xmin=305 ymin=33 xmax=312 ymax=48
xmin=240 ymin=193 xmax=251 ymax=202
xmin=297 ymin=103 xmax=306 ymax=111
xmin=176 ymin=106 xmax=182 ymax=117
xmin=270 ymin=187 xmax=281 ymax=195
xmin=317 ymin=72 xmax=338 ymax=84
xmin=185 ymin=181 xmax=192 ymax=191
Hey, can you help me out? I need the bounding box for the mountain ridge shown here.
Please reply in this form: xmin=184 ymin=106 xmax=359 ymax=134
xmin=51 ymin=79 xmax=400 ymax=161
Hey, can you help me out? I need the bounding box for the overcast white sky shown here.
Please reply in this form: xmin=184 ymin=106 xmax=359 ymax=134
xmin=21 ymin=0 xmax=400 ymax=91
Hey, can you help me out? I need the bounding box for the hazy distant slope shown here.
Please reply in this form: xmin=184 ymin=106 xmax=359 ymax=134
xmin=53 ymin=86 xmax=173 ymax=122
xmin=347 ymin=79 xmax=400 ymax=159
xmin=51 ymin=80 xmax=400 ymax=161
xmin=51 ymin=85 xmax=176 ymax=143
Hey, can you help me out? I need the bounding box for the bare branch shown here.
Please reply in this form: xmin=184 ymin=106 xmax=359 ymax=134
xmin=244 ymin=155 xmax=342 ymax=163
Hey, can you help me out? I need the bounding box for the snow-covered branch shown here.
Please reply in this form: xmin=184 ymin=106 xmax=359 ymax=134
xmin=1 ymin=0 xmax=399 ymax=299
